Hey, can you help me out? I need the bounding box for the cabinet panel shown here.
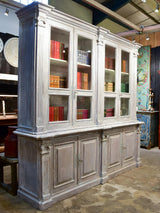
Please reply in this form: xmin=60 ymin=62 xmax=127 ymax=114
xmin=53 ymin=140 xmax=77 ymax=191
xmin=108 ymin=134 xmax=121 ymax=169
xmin=78 ymin=135 xmax=99 ymax=183
xmin=123 ymin=131 xmax=135 ymax=161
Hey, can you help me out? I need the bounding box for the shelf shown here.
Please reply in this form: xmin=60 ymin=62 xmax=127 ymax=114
xmin=77 ymin=62 xmax=91 ymax=68
xmin=50 ymin=58 xmax=68 ymax=67
xmin=105 ymin=68 xmax=115 ymax=72
xmin=121 ymin=72 xmax=129 ymax=75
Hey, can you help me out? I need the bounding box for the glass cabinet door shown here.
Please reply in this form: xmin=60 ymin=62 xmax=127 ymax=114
xmin=76 ymin=35 xmax=93 ymax=120
xmin=121 ymin=51 xmax=129 ymax=93
xmin=77 ymin=36 xmax=92 ymax=90
xmin=104 ymin=45 xmax=116 ymax=92
xmin=49 ymin=27 xmax=70 ymax=122
xmin=104 ymin=45 xmax=116 ymax=118
xmin=50 ymin=27 xmax=69 ymax=89
xmin=120 ymin=98 xmax=129 ymax=116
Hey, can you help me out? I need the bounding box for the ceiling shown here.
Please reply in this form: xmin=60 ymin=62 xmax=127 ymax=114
xmin=73 ymin=0 xmax=160 ymax=35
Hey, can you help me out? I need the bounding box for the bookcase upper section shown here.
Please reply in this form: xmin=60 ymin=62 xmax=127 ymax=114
xmin=16 ymin=2 xmax=141 ymax=136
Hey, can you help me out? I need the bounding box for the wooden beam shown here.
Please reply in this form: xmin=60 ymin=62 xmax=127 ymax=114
xmin=81 ymin=0 xmax=141 ymax=31
xmin=117 ymin=24 xmax=160 ymax=36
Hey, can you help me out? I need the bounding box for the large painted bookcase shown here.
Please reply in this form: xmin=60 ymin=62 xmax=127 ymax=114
xmin=16 ymin=2 xmax=141 ymax=210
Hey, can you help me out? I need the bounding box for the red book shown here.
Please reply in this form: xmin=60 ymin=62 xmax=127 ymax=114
xmin=55 ymin=41 xmax=60 ymax=59
xmin=49 ymin=106 xmax=54 ymax=121
xmin=77 ymin=72 xmax=82 ymax=89
xmin=59 ymin=106 xmax=64 ymax=121
xmin=83 ymin=109 xmax=88 ymax=119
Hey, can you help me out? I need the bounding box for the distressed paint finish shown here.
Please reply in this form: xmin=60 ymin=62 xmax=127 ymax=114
xmin=16 ymin=2 xmax=141 ymax=210
xmin=137 ymin=111 xmax=159 ymax=148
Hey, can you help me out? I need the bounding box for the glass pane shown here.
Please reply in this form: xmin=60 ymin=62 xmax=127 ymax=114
xmin=49 ymin=95 xmax=68 ymax=122
xmin=77 ymin=36 xmax=92 ymax=90
xmin=104 ymin=98 xmax=115 ymax=117
xmin=121 ymin=51 xmax=129 ymax=93
xmin=77 ymin=96 xmax=91 ymax=119
xmin=0 ymin=97 xmax=17 ymax=115
xmin=105 ymin=45 xmax=115 ymax=92
xmin=121 ymin=98 xmax=129 ymax=116
xmin=50 ymin=28 xmax=69 ymax=89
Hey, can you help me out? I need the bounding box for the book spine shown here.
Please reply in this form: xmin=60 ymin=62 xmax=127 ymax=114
xmin=77 ymin=109 xmax=83 ymax=119
xmin=77 ymin=72 xmax=82 ymax=89
xmin=59 ymin=106 xmax=64 ymax=121
xmin=83 ymin=73 xmax=88 ymax=90
xmin=53 ymin=76 xmax=60 ymax=88
xmin=83 ymin=109 xmax=88 ymax=119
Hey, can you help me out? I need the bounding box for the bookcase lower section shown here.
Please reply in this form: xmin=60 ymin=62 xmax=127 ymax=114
xmin=17 ymin=124 xmax=141 ymax=210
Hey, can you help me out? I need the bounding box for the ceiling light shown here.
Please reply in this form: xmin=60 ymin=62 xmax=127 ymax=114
xmin=146 ymin=34 xmax=150 ymax=41
xmin=155 ymin=3 xmax=159 ymax=13
xmin=4 ymin=8 xmax=9 ymax=16
xmin=141 ymin=0 xmax=146 ymax=2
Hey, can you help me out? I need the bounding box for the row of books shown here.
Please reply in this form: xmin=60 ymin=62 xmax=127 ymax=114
xmin=77 ymin=50 xmax=91 ymax=65
xmin=104 ymin=108 xmax=114 ymax=117
xmin=49 ymin=106 xmax=64 ymax=122
xmin=121 ymin=83 xmax=129 ymax=92
xmin=50 ymin=75 xmax=67 ymax=88
xmin=77 ymin=109 xmax=88 ymax=119
xmin=105 ymin=57 xmax=115 ymax=70
xmin=50 ymin=40 xmax=68 ymax=60
xmin=77 ymin=72 xmax=88 ymax=90
xmin=104 ymin=82 xmax=114 ymax=92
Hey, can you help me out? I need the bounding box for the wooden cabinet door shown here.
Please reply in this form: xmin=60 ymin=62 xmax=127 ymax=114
xmin=122 ymin=131 xmax=136 ymax=166
xmin=107 ymin=132 xmax=122 ymax=173
xmin=53 ymin=136 xmax=77 ymax=193
xmin=78 ymin=133 xmax=99 ymax=184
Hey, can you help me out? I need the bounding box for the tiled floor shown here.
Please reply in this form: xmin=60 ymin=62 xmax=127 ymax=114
xmin=0 ymin=148 xmax=160 ymax=213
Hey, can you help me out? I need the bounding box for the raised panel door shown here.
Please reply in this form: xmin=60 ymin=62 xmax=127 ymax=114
xmin=53 ymin=139 xmax=77 ymax=192
xmin=78 ymin=134 xmax=99 ymax=183
xmin=122 ymin=131 xmax=136 ymax=166
xmin=107 ymin=133 xmax=122 ymax=173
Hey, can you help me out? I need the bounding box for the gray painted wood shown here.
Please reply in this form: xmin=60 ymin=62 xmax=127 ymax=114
xmin=16 ymin=2 xmax=142 ymax=210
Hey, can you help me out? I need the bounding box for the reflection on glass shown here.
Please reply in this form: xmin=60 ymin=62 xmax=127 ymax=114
xmin=49 ymin=95 xmax=68 ymax=122
xmin=104 ymin=97 xmax=115 ymax=117
xmin=104 ymin=45 xmax=115 ymax=92
xmin=77 ymin=36 xmax=92 ymax=90
xmin=0 ymin=96 xmax=17 ymax=115
xmin=121 ymin=51 xmax=129 ymax=93
xmin=121 ymin=98 xmax=129 ymax=116
xmin=50 ymin=28 xmax=69 ymax=89
xmin=77 ymin=96 xmax=91 ymax=119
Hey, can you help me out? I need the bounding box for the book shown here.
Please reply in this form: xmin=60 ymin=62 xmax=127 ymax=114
xmin=52 ymin=76 xmax=60 ymax=88
xmin=122 ymin=60 xmax=126 ymax=73
xmin=60 ymin=77 xmax=66 ymax=88
xmin=54 ymin=106 xmax=59 ymax=121
xmin=77 ymin=109 xmax=88 ymax=119
xmin=77 ymin=72 xmax=82 ymax=89
xmin=59 ymin=106 xmax=64 ymax=121
xmin=83 ymin=73 xmax=88 ymax=90
xmin=49 ymin=106 xmax=54 ymax=121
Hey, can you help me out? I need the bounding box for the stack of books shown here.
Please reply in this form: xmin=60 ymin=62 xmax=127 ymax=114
xmin=77 ymin=72 xmax=88 ymax=90
xmin=50 ymin=75 xmax=66 ymax=88
xmin=121 ymin=83 xmax=129 ymax=92
xmin=49 ymin=106 xmax=64 ymax=121
xmin=77 ymin=50 xmax=91 ymax=65
xmin=50 ymin=40 xmax=67 ymax=60
xmin=105 ymin=82 xmax=114 ymax=92
xmin=77 ymin=109 xmax=88 ymax=119
xmin=104 ymin=108 xmax=114 ymax=117
xmin=105 ymin=57 xmax=115 ymax=70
